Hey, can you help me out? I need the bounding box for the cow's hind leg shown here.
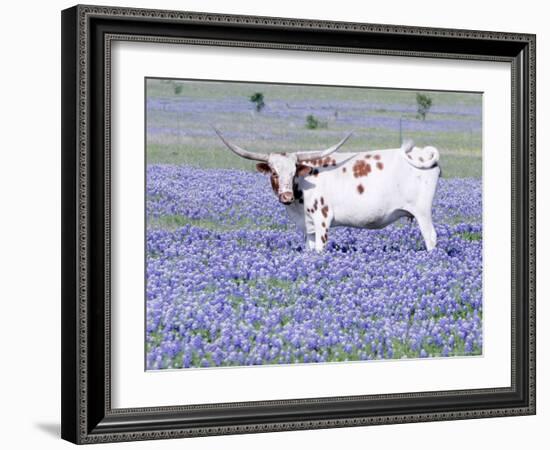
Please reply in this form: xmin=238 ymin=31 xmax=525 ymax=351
xmin=409 ymin=168 xmax=439 ymax=251
xmin=413 ymin=211 xmax=437 ymax=251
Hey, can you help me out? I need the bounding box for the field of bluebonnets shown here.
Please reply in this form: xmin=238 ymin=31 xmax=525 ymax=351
xmin=145 ymin=79 xmax=483 ymax=370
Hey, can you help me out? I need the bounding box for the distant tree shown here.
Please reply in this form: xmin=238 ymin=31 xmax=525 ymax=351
xmin=305 ymin=114 xmax=328 ymax=130
xmin=250 ymin=92 xmax=265 ymax=112
xmin=174 ymin=84 xmax=183 ymax=95
xmin=416 ymin=93 xmax=433 ymax=120
xmin=306 ymin=114 xmax=320 ymax=129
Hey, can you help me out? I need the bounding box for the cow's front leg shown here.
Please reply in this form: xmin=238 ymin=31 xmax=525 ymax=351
xmin=305 ymin=233 xmax=316 ymax=251
xmin=314 ymin=226 xmax=329 ymax=252
xmin=312 ymin=199 xmax=333 ymax=252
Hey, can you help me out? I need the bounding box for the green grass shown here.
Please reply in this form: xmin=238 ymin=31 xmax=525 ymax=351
xmin=148 ymin=214 xmax=289 ymax=232
xmin=458 ymin=231 xmax=483 ymax=241
xmin=147 ymin=141 xmax=481 ymax=179
xmin=439 ymin=153 xmax=482 ymax=178
xmin=146 ymin=78 xmax=482 ymax=179
xmin=147 ymin=78 xmax=482 ymax=105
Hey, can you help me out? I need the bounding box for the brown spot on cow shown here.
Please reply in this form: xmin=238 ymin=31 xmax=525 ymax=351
xmin=322 ymin=222 xmax=326 ymax=228
xmin=324 ymin=233 xmax=328 ymax=242
xmin=312 ymin=169 xmax=319 ymax=177
xmin=320 ymin=197 xmax=324 ymax=206
xmin=321 ymin=235 xmax=326 ymax=244
xmin=321 ymin=206 xmax=329 ymax=218
xmin=342 ymin=167 xmax=347 ymax=173
xmin=357 ymin=184 xmax=364 ymax=194
xmin=322 ymin=157 xmax=335 ymax=167
xmin=373 ymin=154 xmax=381 ymax=160
xmin=296 ymin=164 xmax=312 ymax=177
xmin=270 ymin=174 xmax=279 ymax=193
xmin=353 ymin=160 xmax=372 ymax=177
xmin=376 ymin=162 xmax=384 ymax=170
xmin=320 ymin=156 xmax=335 ymax=168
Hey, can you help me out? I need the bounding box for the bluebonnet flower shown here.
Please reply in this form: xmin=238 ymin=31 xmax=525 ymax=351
xmin=146 ymin=165 xmax=483 ymax=369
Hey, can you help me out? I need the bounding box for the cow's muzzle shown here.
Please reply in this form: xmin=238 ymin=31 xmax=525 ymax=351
xmin=279 ymin=192 xmax=294 ymax=205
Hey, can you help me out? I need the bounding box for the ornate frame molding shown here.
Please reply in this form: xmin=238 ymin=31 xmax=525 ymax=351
xmin=61 ymin=4 xmax=536 ymax=444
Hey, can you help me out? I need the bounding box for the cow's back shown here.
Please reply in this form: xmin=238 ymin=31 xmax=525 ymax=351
xmin=305 ymin=149 xmax=438 ymax=228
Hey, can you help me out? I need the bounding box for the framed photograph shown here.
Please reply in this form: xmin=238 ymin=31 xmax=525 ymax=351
xmin=61 ymin=4 xmax=536 ymax=444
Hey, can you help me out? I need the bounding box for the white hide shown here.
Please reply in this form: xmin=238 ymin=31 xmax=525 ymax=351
xmin=284 ymin=143 xmax=440 ymax=252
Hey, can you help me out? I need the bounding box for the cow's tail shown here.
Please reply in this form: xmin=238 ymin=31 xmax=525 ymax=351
xmin=401 ymin=140 xmax=439 ymax=169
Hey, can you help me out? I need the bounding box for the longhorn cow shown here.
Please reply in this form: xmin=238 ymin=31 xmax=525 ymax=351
xmin=214 ymin=128 xmax=440 ymax=252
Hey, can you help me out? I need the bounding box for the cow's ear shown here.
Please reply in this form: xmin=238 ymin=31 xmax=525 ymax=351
xmin=296 ymin=164 xmax=313 ymax=177
xmin=256 ymin=163 xmax=271 ymax=174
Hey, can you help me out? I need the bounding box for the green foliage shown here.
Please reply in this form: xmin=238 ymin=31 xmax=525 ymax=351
xmin=306 ymin=114 xmax=319 ymax=129
xmin=174 ymin=84 xmax=183 ymax=95
xmin=305 ymin=114 xmax=328 ymax=130
xmin=416 ymin=93 xmax=433 ymax=120
xmin=148 ymin=214 xmax=289 ymax=232
xmin=458 ymin=231 xmax=482 ymax=241
xmin=146 ymin=79 xmax=482 ymax=177
xmin=250 ymin=92 xmax=265 ymax=112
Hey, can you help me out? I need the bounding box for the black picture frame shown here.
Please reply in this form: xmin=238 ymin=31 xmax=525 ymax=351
xmin=61 ymin=4 xmax=536 ymax=444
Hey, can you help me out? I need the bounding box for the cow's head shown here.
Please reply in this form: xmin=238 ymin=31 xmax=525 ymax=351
xmin=214 ymin=128 xmax=352 ymax=205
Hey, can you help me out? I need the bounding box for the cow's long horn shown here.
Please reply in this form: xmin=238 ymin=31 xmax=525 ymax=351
xmin=296 ymin=131 xmax=354 ymax=162
xmin=213 ymin=127 xmax=268 ymax=162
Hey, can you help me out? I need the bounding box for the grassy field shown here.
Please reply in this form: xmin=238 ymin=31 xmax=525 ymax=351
xmin=146 ymin=78 xmax=482 ymax=178
xmin=145 ymin=79 xmax=484 ymax=368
